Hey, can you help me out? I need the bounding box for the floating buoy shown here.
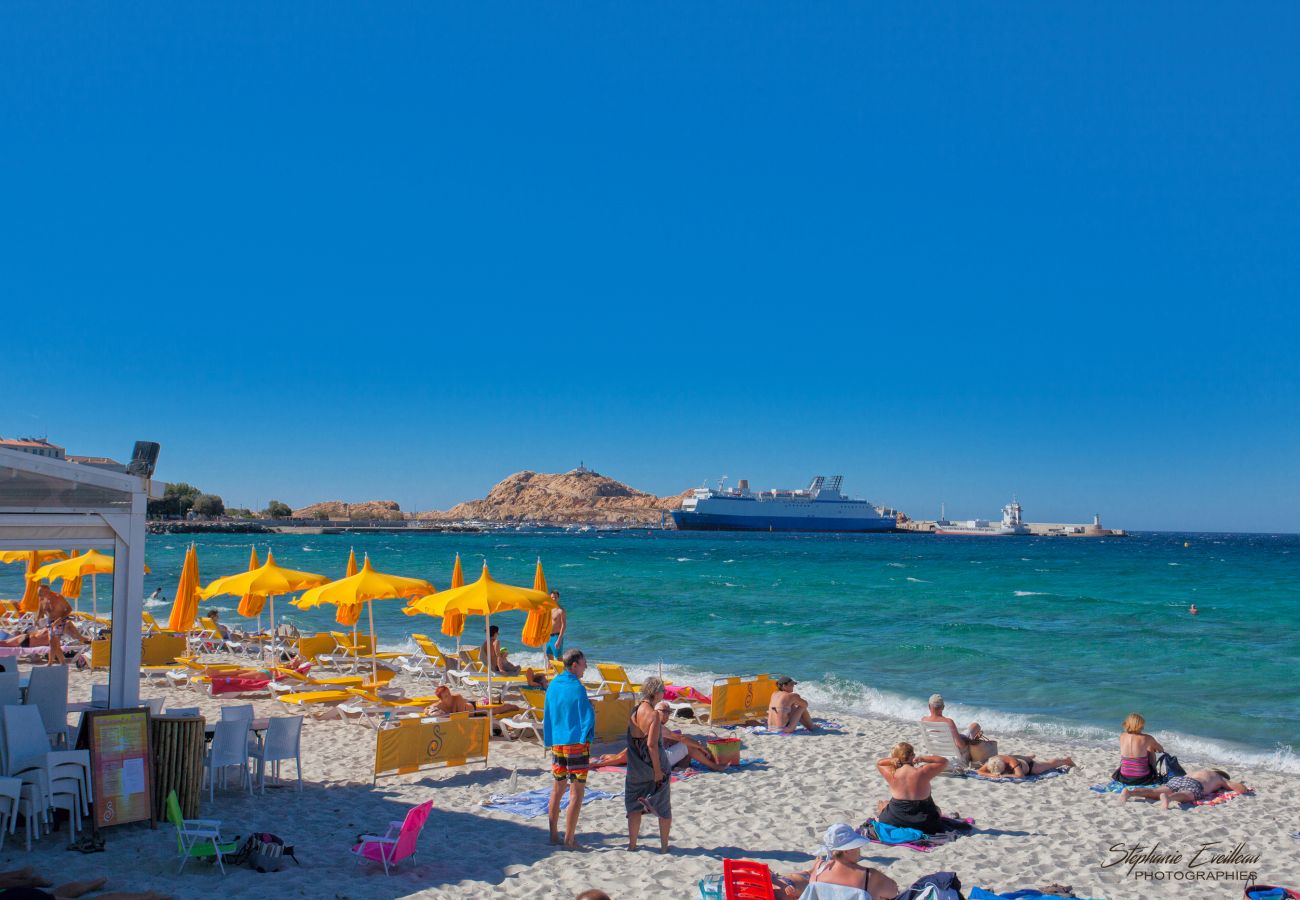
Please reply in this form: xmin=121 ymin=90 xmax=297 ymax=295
xmin=1184 ymin=542 xmax=1190 ymax=548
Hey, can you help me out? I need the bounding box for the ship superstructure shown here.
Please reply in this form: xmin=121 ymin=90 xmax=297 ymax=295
xmin=671 ymin=475 xmax=898 ymax=533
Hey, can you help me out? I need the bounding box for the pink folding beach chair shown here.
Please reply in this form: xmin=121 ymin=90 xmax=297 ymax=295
xmin=351 ymin=799 xmax=433 ymax=875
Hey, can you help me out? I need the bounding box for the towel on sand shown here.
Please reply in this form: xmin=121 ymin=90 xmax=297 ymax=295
xmin=965 ymin=767 xmax=1069 ymax=784
xmin=1090 ymin=781 xmax=1253 ymax=806
xmin=970 ymin=889 xmax=1095 ymax=900
xmin=593 ymin=756 xmax=766 ymax=782
xmin=482 ymin=786 xmax=615 ymax=819
xmin=736 ymin=719 xmax=845 ymax=735
xmin=861 ymin=817 xmax=974 ymax=853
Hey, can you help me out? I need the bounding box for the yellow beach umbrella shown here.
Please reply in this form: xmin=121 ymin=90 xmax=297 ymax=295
xmin=61 ymin=549 xmax=84 ymax=605
xmin=336 ymin=548 xmax=362 ymax=628
xmin=31 ymin=549 xmax=141 ymax=619
xmin=441 ymin=554 xmax=466 ymax=641
xmin=236 ymin=547 xmax=265 ymax=618
xmin=520 ymin=558 xmax=553 ymax=647
xmin=293 ymin=556 xmax=433 ymax=682
xmin=4 ymin=550 xmax=67 ymax=613
xmin=201 ymin=550 xmax=328 ymax=661
xmin=166 ymin=544 xmax=201 ymax=632
xmin=407 ymin=562 xmax=550 ymax=735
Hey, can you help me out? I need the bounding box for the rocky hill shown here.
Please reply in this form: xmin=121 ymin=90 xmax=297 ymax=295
xmin=419 ymin=468 xmax=685 ymax=526
xmin=292 ymin=499 xmax=404 ymax=521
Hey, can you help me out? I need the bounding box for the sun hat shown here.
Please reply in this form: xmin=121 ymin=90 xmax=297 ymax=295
xmin=818 ymin=823 xmax=872 ymax=855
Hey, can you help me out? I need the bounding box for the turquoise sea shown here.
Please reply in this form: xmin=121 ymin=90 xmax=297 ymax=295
xmin=5 ymin=530 xmax=1297 ymax=772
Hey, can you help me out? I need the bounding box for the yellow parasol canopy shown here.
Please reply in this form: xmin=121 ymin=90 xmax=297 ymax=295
xmin=294 ymin=556 xmax=433 ymax=682
xmin=236 ymin=547 xmax=264 ymax=618
xmin=1 ymin=550 xmax=67 ymax=565
xmin=166 ymin=544 xmax=201 ymax=632
xmin=335 ymin=548 xmax=361 ymax=627
xmin=31 ymin=549 xmax=148 ymax=619
xmin=520 ymin=557 xmax=553 ymax=647
xmin=201 ymin=550 xmax=328 ymax=657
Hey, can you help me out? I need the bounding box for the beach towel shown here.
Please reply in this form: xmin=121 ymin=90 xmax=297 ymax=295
xmin=209 ymin=673 xmax=271 ymax=694
xmin=969 ymin=889 xmax=1091 ymax=900
xmin=965 ymin=767 xmax=1069 ymax=784
xmin=664 ymin=685 xmax=710 ymax=704
xmin=595 ymin=755 xmax=764 ymax=781
xmin=482 ymin=786 xmax=615 ymax=819
xmin=734 ymin=718 xmax=845 ymax=735
xmin=859 ymin=818 xmax=974 ymax=853
xmin=1090 ymin=781 xmax=1253 ymax=806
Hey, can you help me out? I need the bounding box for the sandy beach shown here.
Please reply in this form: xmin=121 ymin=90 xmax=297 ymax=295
xmin=5 ymin=659 xmax=1295 ymax=900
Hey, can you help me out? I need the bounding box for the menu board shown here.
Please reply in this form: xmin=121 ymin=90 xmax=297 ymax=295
xmin=84 ymin=709 xmax=154 ymax=828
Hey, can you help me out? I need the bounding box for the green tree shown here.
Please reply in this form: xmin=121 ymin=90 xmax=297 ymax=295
xmin=227 ymin=507 xmax=254 ymax=519
xmin=147 ymin=482 xmax=202 ymax=518
xmin=192 ymin=494 xmax=225 ymax=517
xmin=264 ymin=500 xmax=293 ymax=519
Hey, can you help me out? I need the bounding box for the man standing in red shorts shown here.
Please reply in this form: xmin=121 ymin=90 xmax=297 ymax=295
xmin=543 ymin=648 xmax=595 ymax=849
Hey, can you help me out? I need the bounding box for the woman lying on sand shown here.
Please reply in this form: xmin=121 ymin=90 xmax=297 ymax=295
xmin=874 ymin=742 xmax=950 ymax=834
xmin=1122 ymin=768 xmax=1251 ymax=808
xmin=977 ymin=753 xmax=1075 ymax=778
xmin=771 ymin=825 xmax=899 ymax=900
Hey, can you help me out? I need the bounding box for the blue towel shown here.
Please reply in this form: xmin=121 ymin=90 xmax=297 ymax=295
xmin=689 ymin=756 xmax=766 ymax=772
xmin=1090 ymin=780 xmax=1163 ymax=793
xmin=965 ymin=767 xmax=1069 ymax=784
xmin=483 ymin=786 xmax=615 ymax=819
xmin=872 ymin=821 xmax=926 ymax=844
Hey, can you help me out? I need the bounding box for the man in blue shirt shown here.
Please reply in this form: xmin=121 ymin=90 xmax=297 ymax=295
xmin=543 ymin=647 xmax=595 ymax=849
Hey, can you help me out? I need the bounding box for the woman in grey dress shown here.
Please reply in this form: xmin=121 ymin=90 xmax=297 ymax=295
xmin=625 ymin=676 xmax=671 ymax=852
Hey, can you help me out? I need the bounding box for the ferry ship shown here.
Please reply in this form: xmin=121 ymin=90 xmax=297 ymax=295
xmin=933 ymin=498 xmax=1031 ymax=536
xmin=671 ymin=476 xmax=898 ymax=533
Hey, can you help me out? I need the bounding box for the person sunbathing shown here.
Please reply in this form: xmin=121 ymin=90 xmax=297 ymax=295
xmin=1113 ymin=712 xmax=1164 ymax=785
xmin=0 ymin=867 xmax=171 ymax=900
xmin=874 ymin=742 xmax=950 ymax=835
xmin=921 ymin=693 xmax=982 ymax=761
xmin=772 ymin=824 xmax=899 ymax=899
xmin=425 ymin=684 xmax=476 ymax=716
xmin=977 ymin=753 xmax=1075 ymax=778
xmin=1122 ymin=768 xmax=1250 ymax=808
xmin=767 ymin=676 xmax=816 ymax=733
xmin=591 ymin=703 xmax=728 ymax=771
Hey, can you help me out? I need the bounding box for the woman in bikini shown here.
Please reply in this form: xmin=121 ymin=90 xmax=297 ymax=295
xmin=978 ymin=753 xmax=1075 ymax=778
xmin=773 ymin=824 xmax=898 ymax=899
xmin=1113 ymin=712 xmax=1164 ymax=785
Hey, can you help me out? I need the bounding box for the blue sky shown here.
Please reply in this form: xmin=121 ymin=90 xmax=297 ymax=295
xmin=2 ymin=3 xmax=1297 ymax=532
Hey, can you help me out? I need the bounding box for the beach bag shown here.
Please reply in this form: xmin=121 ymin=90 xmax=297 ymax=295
xmin=897 ymin=871 xmax=964 ymax=900
xmin=697 ymin=874 xmax=724 ymax=899
xmin=706 ymin=736 xmax=741 ymax=767
xmin=1155 ymin=752 xmax=1185 ymax=779
xmin=966 ymin=739 xmax=998 ymax=765
xmin=1244 ymin=887 xmax=1300 ymax=899
xmin=234 ymin=832 xmax=298 ymax=872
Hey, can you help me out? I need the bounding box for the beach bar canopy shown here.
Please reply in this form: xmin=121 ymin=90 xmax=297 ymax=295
xmin=0 ymin=446 xmax=163 ymax=708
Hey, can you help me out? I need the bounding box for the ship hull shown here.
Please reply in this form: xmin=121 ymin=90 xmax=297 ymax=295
xmin=933 ymin=529 xmax=1025 ymax=536
xmin=671 ymin=511 xmax=897 ymax=533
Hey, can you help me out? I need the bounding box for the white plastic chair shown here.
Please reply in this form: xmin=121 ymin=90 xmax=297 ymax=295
xmin=138 ymin=697 xmax=165 ymax=716
xmin=920 ymin=721 xmax=970 ymax=776
xmin=90 ymin=683 xmax=109 ymax=709
xmin=247 ymin=715 xmax=303 ymax=792
xmin=168 ymin=707 xmax=201 ymax=717
xmin=42 ymin=758 xmax=82 ymax=839
xmin=203 ymin=720 xmax=252 ymax=800
xmin=25 ymin=666 xmax=70 ymax=748
xmin=0 ymin=775 xmax=21 ymax=852
xmin=220 ymin=704 xmax=254 ymax=723
xmin=46 ymin=749 xmax=93 ymax=818
xmin=1 ymin=705 xmax=53 ymax=846
xmin=0 ymin=666 xmax=18 ymax=707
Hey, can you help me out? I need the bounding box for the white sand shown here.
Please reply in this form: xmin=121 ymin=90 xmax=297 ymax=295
xmin=9 ymin=661 xmax=1299 ymax=899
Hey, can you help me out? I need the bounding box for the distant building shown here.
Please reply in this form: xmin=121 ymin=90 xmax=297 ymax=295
xmin=0 ymin=437 xmax=65 ymax=459
xmin=67 ymin=455 xmax=127 ymax=473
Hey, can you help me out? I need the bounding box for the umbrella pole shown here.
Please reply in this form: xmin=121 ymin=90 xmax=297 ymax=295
xmin=485 ymin=609 xmax=493 ymax=757
xmin=367 ymin=599 xmax=378 ymax=686
xmin=268 ymin=594 xmax=276 ymax=666
xmin=92 ymin=574 xmax=97 ymax=620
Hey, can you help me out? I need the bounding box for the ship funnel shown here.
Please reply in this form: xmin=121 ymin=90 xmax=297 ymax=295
xmin=738 ymin=479 xmax=749 ymax=492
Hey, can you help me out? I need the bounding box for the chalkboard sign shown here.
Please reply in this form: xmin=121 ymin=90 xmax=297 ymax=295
xmin=82 ymin=709 xmax=154 ymax=829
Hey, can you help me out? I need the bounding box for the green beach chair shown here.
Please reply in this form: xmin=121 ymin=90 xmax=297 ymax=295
xmin=165 ymin=789 xmax=239 ymax=874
